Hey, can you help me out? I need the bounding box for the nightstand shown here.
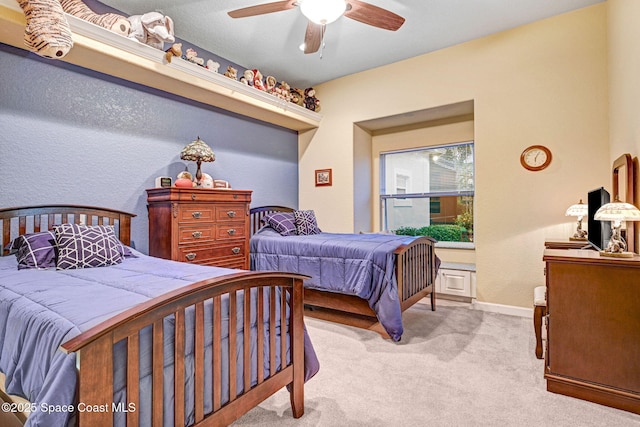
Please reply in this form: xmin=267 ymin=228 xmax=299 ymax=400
xmin=146 ymin=188 xmax=252 ymax=269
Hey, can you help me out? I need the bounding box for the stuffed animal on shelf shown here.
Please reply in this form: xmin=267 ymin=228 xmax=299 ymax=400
xmin=16 ymin=0 xmax=74 ymax=59
xmin=164 ymin=43 xmax=182 ymax=63
xmin=274 ymin=81 xmax=292 ymax=102
xmin=60 ymin=0 xmax=130 ymax=36
xmin=240 ymin=69 xmax=254 ymax=85
xmin=206 ymin=60 xmax=220 ymax=73
xmin=290 ymin=88 xmax=305 ymax=106
xmin=252 ymin=69 xmax=266 ymax=91
xmin=16 ymin=0 xmax=131 ymax=59
xmin=128 ymin=12 xmax=175 ymax=50
xmin=304 ymin=87 xmax=321 ymax=112
xmin=265 ymin=75 xmax=277 ymax=93
xmin=184 ymin=48 xmax=204 ymax=66
xmin=224 ymin=65 xmax=238 ymax=80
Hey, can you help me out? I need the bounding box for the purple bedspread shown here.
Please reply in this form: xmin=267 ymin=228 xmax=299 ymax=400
xmin=250 ymin=227 xmax=425 ymax=341
xmin=0 ymin=250 xmax=319 ymax=427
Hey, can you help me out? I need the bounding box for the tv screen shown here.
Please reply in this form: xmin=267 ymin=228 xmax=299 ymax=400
xmin=587 ymin=187 xmax=611 ymax=251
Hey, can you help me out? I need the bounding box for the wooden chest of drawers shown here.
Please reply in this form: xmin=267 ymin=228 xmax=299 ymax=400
xmin=146 ymin=188 xmax=252 ymax=269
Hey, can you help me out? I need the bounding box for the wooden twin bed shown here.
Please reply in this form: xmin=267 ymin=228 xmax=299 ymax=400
xmin=249 ymin=206 xmax=438 ymax=339
xmin=0 ymin=205 xmax=314 ymax=427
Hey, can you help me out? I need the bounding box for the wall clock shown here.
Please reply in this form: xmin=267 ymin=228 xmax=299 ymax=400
xmin=520 ymin=145 xmax=552 ymax=171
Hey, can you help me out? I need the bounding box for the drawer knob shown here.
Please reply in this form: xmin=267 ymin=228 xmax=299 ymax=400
xmin=191 ymin=194 xmax=197 ymax=200
xmin=192 ymin=211 xmax=202 ymax=219
xmin=227 ymin=229 xmax=236 ymax=235
xmin=231 ymin=247 xmax=241 ymax=254
xmin=192 ymin=231 xmax=203 ymax=238
xmin=226 ymin=210 xmax=236 ymax=218
xmin=185 ymin=253 xmax=197 ymax=261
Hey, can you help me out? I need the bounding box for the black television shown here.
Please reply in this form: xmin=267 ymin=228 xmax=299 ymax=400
xmin=587 ymin=187 xmax=611 ymax=250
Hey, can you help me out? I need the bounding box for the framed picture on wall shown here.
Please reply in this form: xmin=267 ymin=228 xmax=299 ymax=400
xmin=315 ymin=169 xmax=332 ymax=186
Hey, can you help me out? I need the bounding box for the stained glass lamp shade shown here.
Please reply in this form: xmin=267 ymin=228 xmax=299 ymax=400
xmin=180 ymin=137 xmax=215 ymax=187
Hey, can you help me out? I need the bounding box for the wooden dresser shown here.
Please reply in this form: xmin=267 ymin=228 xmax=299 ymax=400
xmin=146 ymin=188 xmax=252 ymax=269
xmin=543 ymin=249 xmax=640 ymax=414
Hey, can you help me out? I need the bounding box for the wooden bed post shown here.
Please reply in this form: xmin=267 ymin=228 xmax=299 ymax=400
xmin=289 ymin=277 xmax=305 ymax=418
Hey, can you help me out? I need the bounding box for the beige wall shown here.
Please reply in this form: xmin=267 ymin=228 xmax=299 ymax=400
xmin=608 ymin=0 xmax=640 ymax=160
xmin=299 ymin=4 xmax=610 ymax=308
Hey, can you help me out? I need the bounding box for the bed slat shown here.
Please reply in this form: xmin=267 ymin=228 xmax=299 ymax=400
xmin=243 ymin=290 xmax=251 ymax=394
xmin=257 ymin=289 xmax=265 ymax=384
xmin=174 ymin=309 xmax=186 ymax=427
xmin=195 ymin=302 xmax=205 ymax=423
xmin=127 ymin=334 xmax=140 ymax=427
xmin=229 ymin=291 xmax=238 ymax=403
xmin=269 ymin=287 xmax=277 ymax=377
xmin=213 ymin=295 xmax=222 ymax=412
xmin=152 ymin=320 xmax=164 ymax=426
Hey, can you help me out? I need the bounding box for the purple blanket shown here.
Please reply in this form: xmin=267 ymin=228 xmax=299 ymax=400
xmin=251 ymin=227 xmax=424 ymax=341
xmin=0 ymin=250 xmax=319 ymax=427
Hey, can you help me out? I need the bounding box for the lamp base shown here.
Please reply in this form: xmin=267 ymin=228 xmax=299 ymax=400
xmin=569 ymin=236 xmax=588 ymax=241
xmin=599 ymin=250 xmax=635 ymax=258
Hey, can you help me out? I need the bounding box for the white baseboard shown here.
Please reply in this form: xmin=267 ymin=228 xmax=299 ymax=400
xmin=471 ymin=301 xmax=533 ymax=318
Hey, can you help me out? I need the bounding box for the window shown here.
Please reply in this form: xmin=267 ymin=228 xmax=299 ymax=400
xmin=380 ymin=142 xmax=474 ymax=242
xmin=394 ymin=170 xmax=412 ymax=207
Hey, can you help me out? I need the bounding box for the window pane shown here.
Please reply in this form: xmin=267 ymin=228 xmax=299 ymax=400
xmin=381 ymin=143 xmax=474 ymax=195
xmin=383 ymin=195 xmax=474 ymax=242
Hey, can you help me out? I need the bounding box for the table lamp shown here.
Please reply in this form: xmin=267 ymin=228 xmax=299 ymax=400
xmin=594 ymin=198 xmax=640 ymax=257
xmin=180 ymin=137 xmax=215 ymax=187
xmin=565 ymin=199 xmax=588 ymax=241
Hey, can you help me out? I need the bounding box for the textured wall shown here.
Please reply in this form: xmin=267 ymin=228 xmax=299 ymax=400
xmin=0 ymin=44 xmax=298 ymax=254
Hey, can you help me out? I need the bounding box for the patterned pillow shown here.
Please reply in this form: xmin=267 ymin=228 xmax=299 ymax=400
xmin=294 ymin=210 xmax=322 ymax=236
xmin=54 ymin=224 xmax=123 ymax=269
xmin=11 ymin=231 xmax=57 ymax=270
xmin=262 ymin=212 xmax=297 ymax=236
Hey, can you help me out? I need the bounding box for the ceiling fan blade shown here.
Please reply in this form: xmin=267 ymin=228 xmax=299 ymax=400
xmin=344 ymin=0 xmax=405 ymax=31
xmin=303 ymin=21 xmax=323 ymax=54
xmin=228 ymin=1 xmax=297 ymax=19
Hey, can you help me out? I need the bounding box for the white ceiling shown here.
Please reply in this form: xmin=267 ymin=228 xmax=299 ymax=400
xmin=98 ymin=0 xmax=603 ymax=88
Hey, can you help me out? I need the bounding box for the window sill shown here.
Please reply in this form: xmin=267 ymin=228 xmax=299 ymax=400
xmin=435 ymin=241 xmax=475 ymax=250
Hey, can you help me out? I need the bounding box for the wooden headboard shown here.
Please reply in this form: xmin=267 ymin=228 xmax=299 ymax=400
xmin=249 ymin=205 xmax=294 ymax=236
xmin=0 ymin=205 xmax=136 ymax=255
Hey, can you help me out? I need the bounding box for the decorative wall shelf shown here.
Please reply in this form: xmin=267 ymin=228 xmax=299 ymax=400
xmin=0 ymin=0 xmax=321 ymax=132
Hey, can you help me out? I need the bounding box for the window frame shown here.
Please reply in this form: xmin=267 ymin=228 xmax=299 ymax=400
xmin=379 ymin=141 xmax=475 ymax=245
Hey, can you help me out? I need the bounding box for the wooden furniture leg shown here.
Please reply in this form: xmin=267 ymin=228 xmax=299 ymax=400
xmin=533 ymin=285 xmax=547 ymax=359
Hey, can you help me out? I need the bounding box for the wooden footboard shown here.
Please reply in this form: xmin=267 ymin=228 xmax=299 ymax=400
xmin=61 ymin=271 xmax=306 ymax=427
xmin=396 ymin=236 xmax=437 ymax=312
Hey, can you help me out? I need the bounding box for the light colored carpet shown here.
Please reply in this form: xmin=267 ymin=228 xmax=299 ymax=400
xmin=234 ymin=301 xmax=640 ymax=426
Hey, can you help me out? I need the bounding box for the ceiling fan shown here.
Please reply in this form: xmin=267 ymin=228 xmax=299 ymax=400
xmin=228 ymin=0 xmax=405 ymax=54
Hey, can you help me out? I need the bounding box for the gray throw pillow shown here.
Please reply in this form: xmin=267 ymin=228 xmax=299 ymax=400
xmin=294 ymin=210 xmax=322 ymax=235
xmin=54 ymin=224 xmax=123 ymax=269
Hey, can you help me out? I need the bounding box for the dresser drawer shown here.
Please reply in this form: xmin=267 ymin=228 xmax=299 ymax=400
xmin=216 ymin=223 xmax=246 ymax=240
xmin=215 ymin=205 xmax=246 ymax=221
xmin=178 ymin=241 xmax=246 ymax=264
xmin=178 ymin=224 xmax=215 ymax=243
xmin=178 ymin=204 xmax=214 ymax=222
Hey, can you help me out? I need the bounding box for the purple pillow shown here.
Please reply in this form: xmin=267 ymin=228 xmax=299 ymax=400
xmin=54 ymin=224 xmax=123 ymax=269
xmin=294 ymin=210 xmax=322 ymax=235
xmin=11 ymin=231 xmax=57 ymax=270
xmin=262 ymin=212 xmax=297 ymax=236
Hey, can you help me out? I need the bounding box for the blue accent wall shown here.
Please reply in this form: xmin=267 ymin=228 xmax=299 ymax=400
xmin=0 ymin=44 xmax=299 ymax=254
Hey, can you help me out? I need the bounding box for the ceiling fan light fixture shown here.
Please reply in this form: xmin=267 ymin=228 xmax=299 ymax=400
xmin=300 ymin=0 xmax=347 ymax=25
